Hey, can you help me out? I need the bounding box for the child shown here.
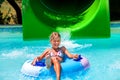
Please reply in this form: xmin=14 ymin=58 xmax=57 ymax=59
xmin=31 ymin=32 xmax=78 ymax=80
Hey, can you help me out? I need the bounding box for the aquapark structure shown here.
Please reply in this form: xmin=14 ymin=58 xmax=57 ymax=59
xmin=22 ymin=0 xmax=110 ymax=40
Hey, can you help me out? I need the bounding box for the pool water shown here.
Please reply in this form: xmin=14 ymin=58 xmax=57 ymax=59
xmin=0 ymin=27 xmax=120 ymax=80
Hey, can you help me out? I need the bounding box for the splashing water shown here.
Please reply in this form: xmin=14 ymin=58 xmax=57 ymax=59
xmin=59 ymin=30 xmax=92 ymax=49
xmin=59 ymin=30 xmax=80 ymax=49
xmin=59 ymin=29 xmax=71 ymax=41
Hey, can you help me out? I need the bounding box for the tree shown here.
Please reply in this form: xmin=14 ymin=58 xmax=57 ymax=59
xmin=7 ymin=0 xmax=22 ymax=24
xmin=0 ymin=0 xmax=4 ymax=24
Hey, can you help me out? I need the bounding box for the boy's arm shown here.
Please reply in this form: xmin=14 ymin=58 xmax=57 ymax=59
xmin=62 ymin=46 xmax=78 ymax=59
xmin=31 ymin=48 xmax=50 ymax=65
xmin=37 ymin=48 xmax=50 ymax=60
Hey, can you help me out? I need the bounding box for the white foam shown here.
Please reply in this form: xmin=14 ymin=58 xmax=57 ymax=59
xmin=60 ymin=40 xmax=92 ymax=49
xmin=1 ymin=49 xmax=36 ymax=59
xmin=60 ymin=30 xmax=71 ymax=41
xmin=1 ymin=50 xmax=23 ymax=59
xmin=109 ymin=61 xmax=120 ymax=70
xmin=59 ymin=30 xmax=92 ymax=49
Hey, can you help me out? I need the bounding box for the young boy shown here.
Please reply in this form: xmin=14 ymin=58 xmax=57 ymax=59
xmin=31 ymin=32 xmax=78 ymax=80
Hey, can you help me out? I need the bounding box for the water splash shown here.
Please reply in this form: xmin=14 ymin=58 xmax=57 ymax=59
xmin=59 ymin=30 xmax=92 ymax=49
xmin=109 ymin=61 xmax=120 ymax=70
xmin=1 ymin=47 xmax=36 ymax=59
xmin=59 ymin=28 xmax=71 ymax=41
xmin=1 ymin=50 xmax=23 ymax=59
xmin=59 ymin=29 xmax=80 ymax=49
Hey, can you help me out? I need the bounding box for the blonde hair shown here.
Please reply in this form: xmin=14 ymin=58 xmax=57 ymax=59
xmin=50 ymin=32 xmax=61 ymax=41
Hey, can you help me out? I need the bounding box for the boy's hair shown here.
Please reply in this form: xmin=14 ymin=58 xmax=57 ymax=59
xmin=50 ymin=32 xmax=61 ymax=41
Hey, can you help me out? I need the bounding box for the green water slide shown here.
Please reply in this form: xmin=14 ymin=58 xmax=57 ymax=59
xmin=22 ymin=0 xmax=110 ymax=40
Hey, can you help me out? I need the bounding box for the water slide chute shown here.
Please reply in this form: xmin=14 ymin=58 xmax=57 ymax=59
xmin=22 ymin=0 xmax=110 ymax=40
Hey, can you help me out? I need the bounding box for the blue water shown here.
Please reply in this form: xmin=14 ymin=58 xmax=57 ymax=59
xmin=0 ymin=27 xmax=120 ymax=80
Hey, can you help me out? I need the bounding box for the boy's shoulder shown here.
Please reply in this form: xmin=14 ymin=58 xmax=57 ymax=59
xmin=44 ymin=48 xmax=52 ymax=53
xmin=60 ymin=46 xmax=66 ymax=51
xmin=45 ymin=48 xmax=51 ymax=51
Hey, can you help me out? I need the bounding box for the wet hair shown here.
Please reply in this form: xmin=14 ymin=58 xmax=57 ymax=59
xmin=50 ymin=32 xmax=61 ymax=41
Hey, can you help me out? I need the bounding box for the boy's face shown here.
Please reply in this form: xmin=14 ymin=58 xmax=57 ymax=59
xmin=50 ymin=38 xmax=61 ymax=49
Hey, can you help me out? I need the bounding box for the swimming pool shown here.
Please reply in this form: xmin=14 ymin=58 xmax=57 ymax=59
xmin=0 ymin=25 xmax=120 ymax=80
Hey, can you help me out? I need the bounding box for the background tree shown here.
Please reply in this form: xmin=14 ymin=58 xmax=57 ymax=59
xmin=0 ymin=0 xmax=22 ymax=24
xmin=7 ymin=0 xmax=22 ymax=24
xmin=0 ymin=0 xmax=4 ymax=24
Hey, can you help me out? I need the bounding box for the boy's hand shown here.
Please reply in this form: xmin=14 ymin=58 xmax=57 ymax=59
xmin=73 ymin=54 xmax=79 ymax=59
xmin=31 ymin=57 xmax=38 ymax=66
